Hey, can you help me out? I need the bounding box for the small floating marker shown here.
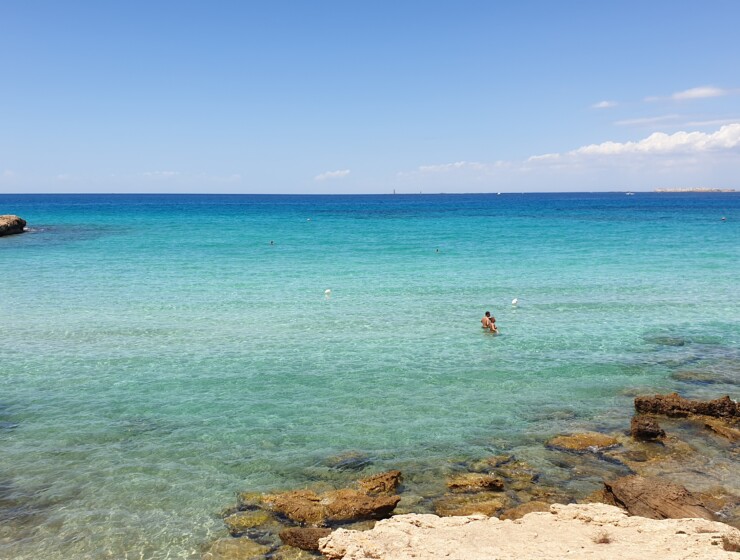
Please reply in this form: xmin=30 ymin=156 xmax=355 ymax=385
xmin=721 ymin=217 xmax=726 ymax=221
xmin=324 ymin=289 xmax=332 ymax=299
xmin=511 ymin=298 xmax=519 ymax=306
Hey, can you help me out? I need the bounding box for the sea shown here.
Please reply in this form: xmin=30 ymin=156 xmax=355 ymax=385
xmin=1 ymin=192 xmax=738 ymax=559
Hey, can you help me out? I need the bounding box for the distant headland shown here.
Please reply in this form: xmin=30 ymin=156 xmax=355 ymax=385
xmin=654 ymin=188 xmax=736 ymax=193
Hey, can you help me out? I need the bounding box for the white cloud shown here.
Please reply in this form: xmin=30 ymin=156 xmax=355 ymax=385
xmin=567 ymin=123 xmax=740 ymax=156
xmin=672 ymin=86 xmax=728 ymax=100
xmin=314 ymin=169 xmax=350 ymax=181
xmin=592 ymin=100 xmax=617 ymax=109
xmin=397 ymin=123 xmax=740 ymax=192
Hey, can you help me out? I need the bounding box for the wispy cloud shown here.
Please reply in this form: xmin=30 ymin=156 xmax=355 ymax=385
xmin=591 ymin=100 xmax=617 ymax=109
xmin=615 ymin=114 xmax=681 ymax=127
xmin=672 ymin=86 xmax=729 ymax=100
xmin=646 ymin=85 xmax=734 ymax=102
xmin=143 ymin=171 xmax=181 ymax=178
xmin=418 ymin=161 xmax=489 ymax=173
xmin=314 ymin=169 xmax=350 ymax=181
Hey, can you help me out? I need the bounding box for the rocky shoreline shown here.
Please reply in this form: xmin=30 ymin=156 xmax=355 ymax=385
xmin=204 ymin=393 xmax=739 ymax=559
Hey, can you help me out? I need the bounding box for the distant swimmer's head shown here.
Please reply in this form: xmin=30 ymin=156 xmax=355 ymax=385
xmin=485 ymin=311 xmax=491 ymax=317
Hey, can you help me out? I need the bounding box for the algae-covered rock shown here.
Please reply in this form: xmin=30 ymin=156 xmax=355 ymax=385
xmin=224 ymin=510 xmax=276 ymax=536
xmin=547 ymin=432 xmax=620 ymax=452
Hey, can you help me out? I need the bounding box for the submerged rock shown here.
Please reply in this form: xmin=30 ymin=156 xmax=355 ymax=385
xmin=0 ymin=215 xmax=26 ymax=237
xmin=224 ymin=510 xmax=276 ymax=536
xmin=446 ymin=473 xmax=504 ymax=493
xmin=603 ymin=475 xmax=715 ymax=521
xmin=201 ymin=537 xmax=271 ymax=560
xmin=643 ymin=335 xmax=688 ymax=346
xmin=279 ymin=527 xmax=332 ymax=551
xmin=498 ymin=500 xmax=551 ymax=520
xmin=547 ymin=432 xmax=620 ymax=452
xmin=704 ymin=417 xmax=740 ymax=442
xmin=630 ymin=415 xmax=666 ymax=441
xmin=324 ymin=451 xmax=373 ymax=471
xmin=634 ymin=393 xmax=738 ymax=418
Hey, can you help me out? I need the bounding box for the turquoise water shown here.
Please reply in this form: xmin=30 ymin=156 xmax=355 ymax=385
xmin=1 ymin=193 xmax=738 ymax=558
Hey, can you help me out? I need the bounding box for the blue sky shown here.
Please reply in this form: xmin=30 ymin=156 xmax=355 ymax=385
xmin=1 ymin=1 xmax=739 ymax=193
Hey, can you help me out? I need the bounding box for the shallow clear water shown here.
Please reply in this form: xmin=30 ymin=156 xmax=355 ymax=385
xmin=1 ymin=193 xmax=738 ymax=558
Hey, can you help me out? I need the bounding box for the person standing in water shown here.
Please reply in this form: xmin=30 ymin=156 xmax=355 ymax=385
xmin=481 ymin=311 xmax=498 ymax=333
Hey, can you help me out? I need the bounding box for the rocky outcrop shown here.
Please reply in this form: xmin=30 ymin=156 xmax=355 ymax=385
xmin=318 ymin=504 xmax=740 ymax=560
xmin=630 ymin=414 xmax=665 ymax=441
xmin=635 ymin=393 xmax=738 ymax=418
xmin=0 ymin=215 xmax=26 ymax=236
xmin=603 ymin=475 xmax=715 ymax=520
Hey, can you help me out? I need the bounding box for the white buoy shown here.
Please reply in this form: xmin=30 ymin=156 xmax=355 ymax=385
xmin=324 ymin=289 xmax=332 ymax=299
xmin=512 ymin=298 xmax=518 ymax=306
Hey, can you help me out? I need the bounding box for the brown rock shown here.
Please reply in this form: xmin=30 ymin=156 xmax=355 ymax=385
xmin=356 ymin=470 xmax=402 ymax=495
xmin=434 ymin=491 xmax=510 ymax=517
xmin=634 ymin=393 xmax=738 ymax=419
xmin=603 ymin=475 xmax=715 ymax=521
xmin=261 ymin=490 xmax=325 ymax=526
xmin=322 ymin=489 xmax=400 ymax=523
xmin=499 ymin=501 xmax=551 ymax=520
xmin=547 ymin=432 xmax=619 ymax=452
xmin=201 ymin=537 xmax=271 ymax=560
xmin=446 ymin=473 xmax=504 ymax=493
xmin=630 ymin=415 xmax=666 ymax=441
xmin=0 ymin=215 xmax=26 ymax=237
xmin=279 ymin=527 xmax=332 ymax=551
xmin=262 ymin=488 xmax=399 ymax=526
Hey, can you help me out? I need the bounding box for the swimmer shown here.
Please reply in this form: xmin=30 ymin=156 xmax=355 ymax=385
xmin=481 ymin=311 xmax=498 ymax=333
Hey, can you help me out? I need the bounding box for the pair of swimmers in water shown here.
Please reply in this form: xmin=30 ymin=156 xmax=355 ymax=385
xmin=481 ymin=311 xmax=498 ymax=333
